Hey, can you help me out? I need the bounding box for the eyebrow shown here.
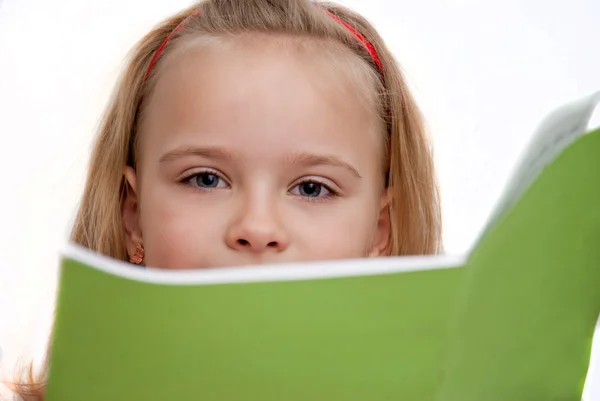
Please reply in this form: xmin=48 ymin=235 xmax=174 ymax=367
xmin=159 ymin=146 xmax=232 ymax=163
xmin=159 ymin=146 xmax=361 ymax=178
xmin=286 ymin=152 xmax=362 ymax=179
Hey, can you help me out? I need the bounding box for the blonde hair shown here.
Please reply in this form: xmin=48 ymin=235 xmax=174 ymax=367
xmin=9 ymin=0 xmax=441 ymax=398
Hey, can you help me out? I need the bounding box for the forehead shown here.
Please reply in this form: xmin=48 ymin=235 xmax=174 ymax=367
xmin=138 ymin=34 xmax=384 ymax=167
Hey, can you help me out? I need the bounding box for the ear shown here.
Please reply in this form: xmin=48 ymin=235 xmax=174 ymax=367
xmin=367 ymin=189 xmax=391 ymax=257
xmin=122 ymin=166 xmax=143 ymax=259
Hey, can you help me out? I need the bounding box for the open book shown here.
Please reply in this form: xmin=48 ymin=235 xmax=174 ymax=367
xmin=46 ymin=92 xmax=600 ymax=401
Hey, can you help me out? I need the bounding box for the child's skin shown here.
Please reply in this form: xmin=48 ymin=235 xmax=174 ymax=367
xmin=123 ymin=36 xmax=390 ymax=269
xmin=9 ymin=1 xmax=443 ymax=398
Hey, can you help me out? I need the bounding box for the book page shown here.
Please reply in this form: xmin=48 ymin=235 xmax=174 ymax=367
xmin=47 ymin=247 xmax=466 ymax=401
xmin=436 ymin=127 xmax=600 ymax=401
xmin=472 ymin=90 xmax=600 ymax=250
xmin=61 ymin=242 xmax=466 ymax=285
xmin=582 ymin=315 xmax=600 ymax=401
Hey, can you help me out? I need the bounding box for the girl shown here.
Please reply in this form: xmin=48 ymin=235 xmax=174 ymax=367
xmin=10 ymin=0 xmax=442 ymax=398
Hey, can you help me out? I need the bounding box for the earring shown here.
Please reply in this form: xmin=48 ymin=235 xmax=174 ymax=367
xmin=130 ymin=242 xmax=144 ymax=265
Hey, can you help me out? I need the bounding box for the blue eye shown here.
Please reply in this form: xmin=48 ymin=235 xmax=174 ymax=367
xmin=299 ymin=182 xmax=323 ymax=197
xmin=290 ymin=181 xmax=332 ymax=198
xmin=187 ymin=172 xmax=229 ymax=189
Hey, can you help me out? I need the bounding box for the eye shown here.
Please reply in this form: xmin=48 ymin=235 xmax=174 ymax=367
xmin=185 ymin=171 xmax=229 ymax=189
xmin=289 ymin=180 xmax=334 ymax=199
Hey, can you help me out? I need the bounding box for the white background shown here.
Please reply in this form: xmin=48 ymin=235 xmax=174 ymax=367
xmin=0 ymin=0 xmax=599 ymax=398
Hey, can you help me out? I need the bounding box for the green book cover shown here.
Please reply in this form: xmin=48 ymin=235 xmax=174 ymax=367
xmin=46 ymin=91 xmax=600 ymax=401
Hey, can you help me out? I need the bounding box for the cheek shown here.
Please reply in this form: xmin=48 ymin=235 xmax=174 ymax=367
xmin=290 ymin=197 xmax=380 ymax=260
xmin=138 ymin=188 xmax=225 ymax=269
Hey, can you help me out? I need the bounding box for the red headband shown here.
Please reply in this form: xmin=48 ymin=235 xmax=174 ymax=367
xmin=144 ymin=9 xmax=383 ymax=81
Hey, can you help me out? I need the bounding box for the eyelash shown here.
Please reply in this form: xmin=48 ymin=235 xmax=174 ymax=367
xmin=178 ymin=168 xmax=230 ymax=191
xmin=177 ymin=170 xmax=340 ymax=201
xmin=290 ymin=179 xmax=339 ymax=203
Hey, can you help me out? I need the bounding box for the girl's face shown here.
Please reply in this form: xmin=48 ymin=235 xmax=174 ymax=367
xmin=123 ymin=36 xmax=390 ymax=269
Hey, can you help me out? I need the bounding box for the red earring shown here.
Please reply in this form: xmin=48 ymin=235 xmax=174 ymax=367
xmin=130 ymin=243 xmax=144 ymax=265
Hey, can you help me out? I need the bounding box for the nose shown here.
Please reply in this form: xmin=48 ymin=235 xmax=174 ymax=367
xmin=225 ymin=198 xmax=290 ymax=254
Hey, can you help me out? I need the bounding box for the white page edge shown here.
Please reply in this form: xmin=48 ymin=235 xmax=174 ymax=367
xmin=61 ymin=242 xmax=466 ymax=285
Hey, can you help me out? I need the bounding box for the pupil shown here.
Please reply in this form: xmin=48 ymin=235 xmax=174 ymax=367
xmin=301 ymin=182 xmax=321 ymax=197
xmin=198 ymin=174 xmax=218 ymax=188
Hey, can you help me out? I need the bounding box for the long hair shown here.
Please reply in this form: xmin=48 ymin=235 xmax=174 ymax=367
xmin=9 ymin=0 xmax=442 ymax=398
